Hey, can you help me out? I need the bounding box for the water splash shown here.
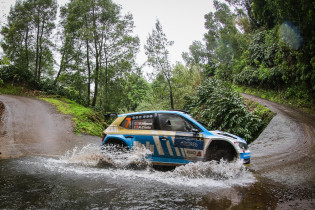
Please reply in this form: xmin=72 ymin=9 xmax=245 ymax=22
xmin=61 ymin=144 xmax=152 ymax=169
xmin=172 ymin=160 xmax=247 ymax=180
xmin=15 ymin=144 xmax=255 ymax=189
xmin=149 ymin=160 xmax=255 ymax=188
xmin=61 ymin=144 xmax=103 ymax=166
xmin=98 ymin=144 xmax=152 ymax=169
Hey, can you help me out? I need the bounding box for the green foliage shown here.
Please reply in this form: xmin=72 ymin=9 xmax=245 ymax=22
xmin=1 ymin=0 xmax=57 ymax=82
xmin=0 ymin=65 xmax=33 ymax=84
xmin=144 ymin=19 xmax=175 ymax=109
xmin=58 ymin=0 xmax=140 ymax=109
xmin=0 ymin=83 xmax=23 ymax=95
xmin=40 ymin=97 xmax=107 ymax=137
xmin=184 ymin=79 xmax=264 ymax=143
xmin=199 ymin=0 xmax=315 ymax=107
xmin=243 ymin=98 xmax=275 ymax=140
xmin=172 ymin=64 xmax=203 ymax=109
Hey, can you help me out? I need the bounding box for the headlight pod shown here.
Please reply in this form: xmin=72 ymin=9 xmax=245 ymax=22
xmin=235 ymin=142 xmax=248 ymax=151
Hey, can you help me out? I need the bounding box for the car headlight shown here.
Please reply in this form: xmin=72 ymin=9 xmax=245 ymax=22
xmin=235 ymin=142 xmax=248 ymax=151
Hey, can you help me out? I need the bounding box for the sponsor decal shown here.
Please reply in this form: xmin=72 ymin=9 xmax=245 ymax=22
xmin=185 ymin=149 xmax=197 ymax=157
xmin=134 ymin=121 xmax=153 ymax=130
xmin=174 ymin=136 xmax=203 ymax=150
xmin=185 ymin=149 xmax=203 ymax=158
xmin=240 ymin=153 xmax=251 ymax=159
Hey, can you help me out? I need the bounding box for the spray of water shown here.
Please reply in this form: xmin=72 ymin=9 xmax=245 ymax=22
xmin=172 ymin=160 xmax=247 ymax=180
xmin=19 ymin=144 xmax=255 ymax=189
xmin=98 ymin=144 xmax=153 ymax=169
xmin=61 ymin=144 xmax=152 ymax=170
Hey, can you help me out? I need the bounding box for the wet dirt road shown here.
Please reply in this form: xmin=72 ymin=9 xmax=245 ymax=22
xmin=0 ymin=95 xmax=99 ymax=158
xmin=0 ymin=94 xmax=314 ymax=209
xmin=243 ymin=93 xmax=315 ymax=209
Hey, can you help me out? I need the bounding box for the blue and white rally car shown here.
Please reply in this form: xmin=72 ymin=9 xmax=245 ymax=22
xmin=101 ymin=111 xmax=250 ymax=166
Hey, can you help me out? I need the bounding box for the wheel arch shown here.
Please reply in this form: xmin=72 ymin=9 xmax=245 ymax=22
xmin=103 ymin=136 xmax=130 ymax=148
xmin=204 ymin=139 xmax=238 ymax=161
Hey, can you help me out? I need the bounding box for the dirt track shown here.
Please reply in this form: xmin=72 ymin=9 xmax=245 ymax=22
xmin=243 ymin=94 xmax=315 ymax=188
xmin=0 ymin=95 xmax=99 ymax=158
xmin=243 ymin=94 xmax=315 ymax=209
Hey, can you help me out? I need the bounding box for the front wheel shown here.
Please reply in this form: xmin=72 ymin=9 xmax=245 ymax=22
xmin=205 ymin=148 xmax=234 ymax=162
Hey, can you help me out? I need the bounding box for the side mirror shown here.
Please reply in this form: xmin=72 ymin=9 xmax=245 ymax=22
xmin=104 ymin=113 xmax=118 ymax=119
xmin=192 ymin=128 xmax=199 ymax=134
xmin=165 ymin=119 xmax=171 ymax=125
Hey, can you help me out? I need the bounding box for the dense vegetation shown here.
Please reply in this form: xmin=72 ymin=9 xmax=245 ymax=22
xmin=1 ymin=0 xmax=313 ymax=141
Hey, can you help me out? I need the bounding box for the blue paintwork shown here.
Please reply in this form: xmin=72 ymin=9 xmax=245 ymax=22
xmin=148 ymin=156 xmax=192 ymax=165
xmin=240 ymin=152 xmax=251 ymax=159
xmin=174 ymin=136 xmax=204 ymax=150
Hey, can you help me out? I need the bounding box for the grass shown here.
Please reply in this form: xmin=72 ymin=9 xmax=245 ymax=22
xmin=0 ymin=83 xmax=23 ymax=95
xmin=40 ymin=97 xmax=107 ymax=137
xmin=244 ymin=98 xmax=276 ymax=142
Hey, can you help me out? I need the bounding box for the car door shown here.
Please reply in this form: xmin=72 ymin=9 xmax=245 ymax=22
xmin=120 ymin=113 xmax=167 ymax=160
xmin=157 ymin=113 xmax=204 ymax=162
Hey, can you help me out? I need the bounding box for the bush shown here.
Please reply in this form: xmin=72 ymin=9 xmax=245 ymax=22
xmin=0 ymin=65 xmax=33 ymax=84
xmin=184 ymin=78 xmax=264 ymax=143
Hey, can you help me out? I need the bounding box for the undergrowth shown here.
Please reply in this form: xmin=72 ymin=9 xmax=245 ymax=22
xmin=0 ymin=83 xmax=23 ymax=95
xmin=184 ymin=79 xmax=274 ymax=143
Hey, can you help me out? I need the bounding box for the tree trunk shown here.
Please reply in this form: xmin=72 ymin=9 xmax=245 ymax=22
xmin=35 ymin=10 xmax=40 ymax=81
xmin=91 ymin=5 xmax=99 ymax=107
xmin=54 ymin=49 xmax=65 ymax=85
xmin=38 ymin=20 xmax=45 ymax=81
xmin=24 ymin=28 xmax=29 ymax=72
xmin=104 ymin=57 xmax=109 ymax=112
xmin=167 ymin=79 xmax=174 ymax=110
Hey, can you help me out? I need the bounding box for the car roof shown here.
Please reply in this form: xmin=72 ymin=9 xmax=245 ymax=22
xmin=117 ymin=110 xmax=213 ymax=134
xmin=118 ymin=110 xmax=191 ymax=118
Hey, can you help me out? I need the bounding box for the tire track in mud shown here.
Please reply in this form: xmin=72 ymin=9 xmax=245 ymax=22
xmin=0 ymin=95 xmax=99 ymax=159
xmin=243 ymin=93 xmax=315 ymax=189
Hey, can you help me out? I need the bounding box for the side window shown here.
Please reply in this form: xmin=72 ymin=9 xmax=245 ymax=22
xmin=158 ymin=113 xmax=198 ymax=132
xmin=120 ymin=114 xmax=154 ymax=130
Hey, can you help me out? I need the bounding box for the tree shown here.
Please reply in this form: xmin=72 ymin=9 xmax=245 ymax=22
xmin=58 ymin=0 xmax=139 ymax=110
xmin=1 ymin=0 xmax=57 ymax=82
xmin=144 ymin=19 xmax=175 ymax=109
xmin=182 ymin=41 xmax=208 ymax=67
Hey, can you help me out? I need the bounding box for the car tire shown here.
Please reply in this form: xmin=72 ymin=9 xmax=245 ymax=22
xmin=205 ymin=148 xmax=234 ymax=162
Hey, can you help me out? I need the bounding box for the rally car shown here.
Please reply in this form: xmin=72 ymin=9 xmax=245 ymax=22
xmin=101 ymin=111 xmax=250 ymax=166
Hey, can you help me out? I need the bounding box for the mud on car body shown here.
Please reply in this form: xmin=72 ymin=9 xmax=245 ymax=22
xmin=101 ymin=111 xmax=250 ymax=166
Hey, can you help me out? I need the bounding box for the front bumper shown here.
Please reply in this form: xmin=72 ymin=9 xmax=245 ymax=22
xmin=240 ymin=152 xmax=251 ymax=164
